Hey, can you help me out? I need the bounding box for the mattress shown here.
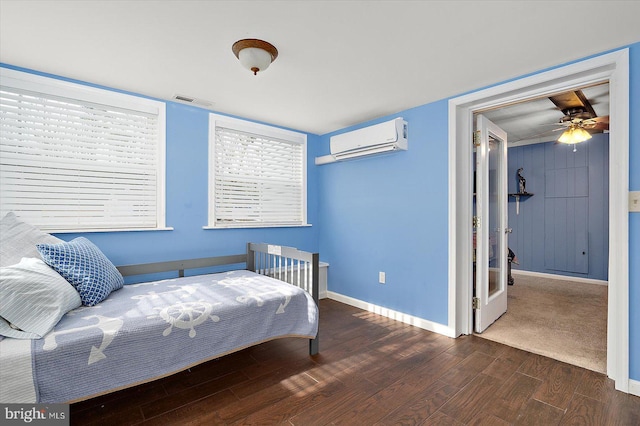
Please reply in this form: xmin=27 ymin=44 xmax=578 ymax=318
xmin=0 ymin=269 xmax=318 ymax=403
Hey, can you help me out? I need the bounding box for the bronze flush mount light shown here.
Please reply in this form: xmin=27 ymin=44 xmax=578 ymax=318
xmin=232 ymin=39 xmax=278 ymax=75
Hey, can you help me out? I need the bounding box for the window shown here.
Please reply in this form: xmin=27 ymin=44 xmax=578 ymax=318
xmin=0 ymin=68 xmax=167 ymax=232
xmin=208 ymin=114 xmax=307 ymax=228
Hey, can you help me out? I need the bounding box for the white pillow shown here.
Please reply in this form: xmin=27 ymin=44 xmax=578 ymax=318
xmin=0 ymin=212 xmax=62 ymax=268
xmin=0 ymin=257 xmax=81 ymax=339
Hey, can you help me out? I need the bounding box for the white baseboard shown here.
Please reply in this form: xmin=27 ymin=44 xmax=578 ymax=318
xmin=326 ymin=291 xmax=456 ymax=338
xmin=511 ymin=269 xmax=608 ymax=286
xmin=629 ymin=379 xmax=640 ymax=397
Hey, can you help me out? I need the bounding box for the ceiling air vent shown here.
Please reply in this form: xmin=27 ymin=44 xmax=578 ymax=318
xmin=172 ymin=94 xmax=215 ymax=109
xmin=174 ymin=95 xmax=194 ymax=102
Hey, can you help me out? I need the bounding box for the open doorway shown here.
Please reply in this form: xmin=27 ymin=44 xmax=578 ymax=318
xmin=471 ymin=85 xmax=610 ymax=373
xmin=448 ymin=49 xmax=629 ymax=392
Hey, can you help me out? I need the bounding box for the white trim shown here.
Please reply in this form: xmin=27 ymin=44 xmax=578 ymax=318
xmin=605 ymin=49 xmax=630 ymax=393
xmin=156 ymin=105 xmax=167 ymax=230
xmin=327 ymin=291 xmax=456 ymax=338
xmin=0 ymin=67 xmax=162 ymax=115
xmin=448 ymin=49 xmax=629 ymax=392
xmin=511 ymin=270 xmax=608 ymax=286
xmin=53 ymin=227 xmax=174 ymax=234
xmin=315 ymin=154 xmax=336 ymax=165
xmin=629 ymin=379 xmax=640 ymax=398
xmin=208 ymin=114 xmax=307 ymax=144
xmin=202 ymin=224 xmax=312 ymax=230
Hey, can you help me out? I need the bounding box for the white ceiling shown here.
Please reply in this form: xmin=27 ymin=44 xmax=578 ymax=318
xmin=1 ymin=1 xmax=639 ymax=136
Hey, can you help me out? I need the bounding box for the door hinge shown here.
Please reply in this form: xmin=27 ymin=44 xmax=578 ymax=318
xmin=473 ymin=131 xmax=481 ymax=146
xmin=473 ymin=216 xmax=481 ymax=229
xmin=472 ymin=297 xmax=479 ymax=309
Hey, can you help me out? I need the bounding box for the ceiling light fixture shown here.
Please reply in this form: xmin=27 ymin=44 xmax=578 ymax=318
xmin=557 ymin=123 xmax=592 ymax=145
xmin=232 ymin=39 xmax=278 ymax=75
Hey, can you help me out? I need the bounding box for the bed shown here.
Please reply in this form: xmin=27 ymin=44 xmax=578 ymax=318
xmin=0 ymin=241 xmax=319 ymax=404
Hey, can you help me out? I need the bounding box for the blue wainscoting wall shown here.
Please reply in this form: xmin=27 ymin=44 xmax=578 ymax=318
xmin=507 ymin=134 xmax=609 ymax=281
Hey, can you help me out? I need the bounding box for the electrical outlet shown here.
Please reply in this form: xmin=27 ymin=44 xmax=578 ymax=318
xmin=379 ymin=271 xmax=386 ymax=284
xmin=630 ymin=191 xmax=640 ymax=213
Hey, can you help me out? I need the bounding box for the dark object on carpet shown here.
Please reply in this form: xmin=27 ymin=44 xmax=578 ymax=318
xmin=507 ymin=248 xmax=517 ymax=285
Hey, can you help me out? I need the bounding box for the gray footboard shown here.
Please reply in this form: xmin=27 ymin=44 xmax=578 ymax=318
xmin=247 ymin=243 xmax=320 ymax=355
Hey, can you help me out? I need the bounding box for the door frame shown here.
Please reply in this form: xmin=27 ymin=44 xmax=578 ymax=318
xmin=447 ymin=49 xmax=629 ymax=391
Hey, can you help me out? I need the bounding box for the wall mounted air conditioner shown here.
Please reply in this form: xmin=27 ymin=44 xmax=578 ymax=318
xmin=315 ymin=117 xmax=408 ymax=165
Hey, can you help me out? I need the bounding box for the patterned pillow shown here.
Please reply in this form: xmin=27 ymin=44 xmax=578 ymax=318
xmin=37 ymin=237 xmax=124 ymax=306
xmin=0 ymin=257 xmax=81 ymax=339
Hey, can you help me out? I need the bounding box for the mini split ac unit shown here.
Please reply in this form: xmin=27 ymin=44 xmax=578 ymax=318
xmin=315 ymin=117 xmax=408 ymax=165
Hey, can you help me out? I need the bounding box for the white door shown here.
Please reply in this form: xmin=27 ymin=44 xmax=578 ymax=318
xmin=475 ymin=115 xmax=509 ymax=333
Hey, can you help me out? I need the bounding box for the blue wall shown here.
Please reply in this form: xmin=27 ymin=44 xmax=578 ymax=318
xmin=317 ymin=42 xmax=639 ymax=381
xmin=317 ymin=101 xmax=450 ymax=325
xmin=507 ymin=134 xmax=609 ymax=281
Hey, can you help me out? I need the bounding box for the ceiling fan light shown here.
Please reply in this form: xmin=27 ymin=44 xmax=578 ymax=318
xmin=558 ymin=126 xmax=592 ymax=144
xmin=575 ymin=127 xmax=592 ymax=141
xmin=557 ymin=127 xmax=573 ymax=144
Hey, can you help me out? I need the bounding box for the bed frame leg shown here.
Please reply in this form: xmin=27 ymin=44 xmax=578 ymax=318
xmin=309 ymin=335 xmax=319 ymax=356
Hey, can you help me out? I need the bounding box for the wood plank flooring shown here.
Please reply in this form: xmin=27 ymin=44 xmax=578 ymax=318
xmin=70 ymin=299 xmax=640 ymax=425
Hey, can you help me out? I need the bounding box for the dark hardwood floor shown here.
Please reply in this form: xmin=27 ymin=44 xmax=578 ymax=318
xmin=70 ymin=299 xmax=640 ymax=425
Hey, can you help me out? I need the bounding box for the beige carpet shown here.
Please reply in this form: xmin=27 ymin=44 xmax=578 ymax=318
xmin=476 ymin=273 xmax=607 ymax=373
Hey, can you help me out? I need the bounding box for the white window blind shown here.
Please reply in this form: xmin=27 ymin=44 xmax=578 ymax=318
xmin=0 ymin=68 xmax=166 ymax=232
xmin=209 ymin=115 xmax=307 ymax=228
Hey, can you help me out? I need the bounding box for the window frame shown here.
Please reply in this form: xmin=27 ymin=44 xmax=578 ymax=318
xmin=0 ymin=67 xmax=169 ymax=233
xmin=207 ymin=113 xmax=308 ymax=229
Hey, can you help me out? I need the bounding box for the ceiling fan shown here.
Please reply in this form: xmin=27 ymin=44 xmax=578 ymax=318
xmin=548 ymin=90 xmax=609 ymax=143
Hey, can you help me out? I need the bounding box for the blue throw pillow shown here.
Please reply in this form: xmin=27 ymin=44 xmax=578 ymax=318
xmin=37 ymin=237 xmax=123 ymax=306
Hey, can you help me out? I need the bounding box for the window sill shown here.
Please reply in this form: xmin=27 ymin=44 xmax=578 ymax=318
xmin=202 ymin=224 xmax=312 ymax=230
xmin=50 ymin=227 xmax=174 ymax=234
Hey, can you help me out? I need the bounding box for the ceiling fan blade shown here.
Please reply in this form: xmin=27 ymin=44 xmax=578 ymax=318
xmin=583 ymin=115 xmax=609 ymax=131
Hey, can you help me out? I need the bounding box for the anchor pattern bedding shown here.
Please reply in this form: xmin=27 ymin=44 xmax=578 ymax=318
xmin=2 ymin=269 xmax=318 ymax=403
